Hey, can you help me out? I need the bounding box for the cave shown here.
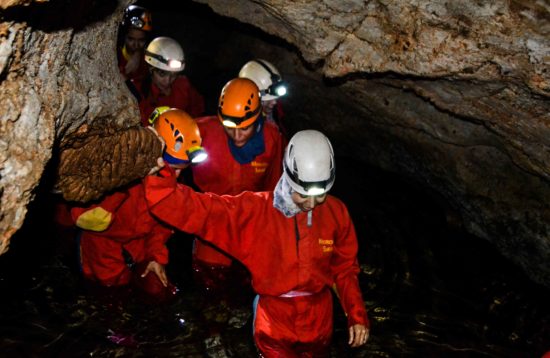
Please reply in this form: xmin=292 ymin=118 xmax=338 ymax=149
xmin=0 ymin=0 xmax=549 ymax=356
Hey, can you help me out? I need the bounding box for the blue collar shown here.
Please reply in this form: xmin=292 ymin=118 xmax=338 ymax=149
xmin=227 ymin=118 xmax=265 ymax=164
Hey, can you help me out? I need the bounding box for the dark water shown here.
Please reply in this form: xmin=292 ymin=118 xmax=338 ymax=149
xmin=0 ymin=159 xmax=548 ymax=357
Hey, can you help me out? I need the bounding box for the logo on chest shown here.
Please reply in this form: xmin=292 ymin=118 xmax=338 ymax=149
xmin=251 ymin=160 xmax=268 ymax=174
xmin=318 ymin=238 xmax=333 ymax=253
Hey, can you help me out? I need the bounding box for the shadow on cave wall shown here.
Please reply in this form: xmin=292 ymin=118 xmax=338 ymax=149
xmin=2 ymin=0 xmax=118 ymax=32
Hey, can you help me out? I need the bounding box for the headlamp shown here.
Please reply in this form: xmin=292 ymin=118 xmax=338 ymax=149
xmin=261 ymin=80 xmax=287 ymax=98
xmin=255 ymin=60 xmax=287 ymax=98
xmin=306 ymin=187 xmax=326 ymax=196
xmin=188 ymin=146 xmax=208 ymax=164
xmin=284 ymin=162 xmax=334 ymax=196
xmin=130 ymin=17 xmax=145 ymax=29
xmin=273 ymin=83 xmax=287 ymax=97
xmin=222 ymin=120 xmax=237 ymax=128
xmin=124 ymin=6 xmax=152 ymax=31
xmin=218 ymin=106 xmax=261 ymax=128
xmin=145 ymin=50 xmax=183 ymax=70
xmin=168 ymin=59 xmax=182 ymax=69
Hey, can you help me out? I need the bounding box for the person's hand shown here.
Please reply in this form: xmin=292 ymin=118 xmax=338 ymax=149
xmin=146 ymin=125 xmax=165 ymax=146
xmin=125 ymin=52 xmax=141 ymax=75
xmin=348 ymin=324 xmax=369 ymax=347
xmin=146 ymin=126 xmax=166 ymax=175
xmin=141 ymin=260 xmax=168 ymax=287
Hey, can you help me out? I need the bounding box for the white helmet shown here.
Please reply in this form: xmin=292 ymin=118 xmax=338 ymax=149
xmin=283 ymin=130 xmax=335 ymax=196
xmin=145 ymin=37 xmax=185 ymax=72
xmin=238 ymin=59 xmax=287 ymax=101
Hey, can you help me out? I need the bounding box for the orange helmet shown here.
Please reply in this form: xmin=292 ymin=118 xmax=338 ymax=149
xmin=217 ymin=78 xmax=261 ymax=128
xmin=149 ymin=107 xmax=207 ymax=165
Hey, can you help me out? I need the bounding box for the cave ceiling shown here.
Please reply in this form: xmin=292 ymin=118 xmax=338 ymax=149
xmin=0 ymin=0 xmax=549 ymax=286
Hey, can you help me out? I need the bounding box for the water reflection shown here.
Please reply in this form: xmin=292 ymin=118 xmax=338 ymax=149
xmin=0 ymin=160 xmax=548 ymax=357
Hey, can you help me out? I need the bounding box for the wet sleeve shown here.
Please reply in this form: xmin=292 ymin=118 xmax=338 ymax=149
xmin=331 ymin=203 xmax=370 ymax=328
xmin=144 ymin=223 xmax=173 ymax=265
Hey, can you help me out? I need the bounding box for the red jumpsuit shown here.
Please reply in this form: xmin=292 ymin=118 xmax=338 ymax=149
xmin=132 ymin=76 xmax=205 ymax=126
xmin=145 ymin=168 xmax=369 ymax=355
xmin=264 ymin=101 xmax=288 ymax=142
xmin=191 ymin=116 xmax=283 ymax=292
xmin=71 ymin=181 xmax=173 ymax=297
xmin=117 ymin=46 xmax=149 ymax=82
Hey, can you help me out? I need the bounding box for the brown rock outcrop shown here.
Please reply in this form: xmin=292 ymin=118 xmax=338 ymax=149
xmin=55 ymin=124 xmax=162 ymax=203
xmin=0 ymin=0 xmax=138 ymax=254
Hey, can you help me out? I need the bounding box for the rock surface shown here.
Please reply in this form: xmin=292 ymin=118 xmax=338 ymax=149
xmin=56 ymin=124 xmax=162 ymax=203
xmin=194 ymin=0 xmax=550 ymax=286
xmin=0 ymin=0 xmax=138 ymax=254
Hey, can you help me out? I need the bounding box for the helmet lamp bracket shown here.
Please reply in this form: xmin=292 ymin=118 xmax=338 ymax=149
xmin=255 ymin=59 xmax=287 ymax=97
xmin=283 ymin=161 xmax=335 ymax=194
xmin=218 ymin=105 xmax=261 ymax=127
xmin=145 ymin=50 xmax=182 ymax=70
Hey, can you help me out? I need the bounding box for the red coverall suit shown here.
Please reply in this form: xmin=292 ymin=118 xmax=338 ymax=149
xmin=191 ymin=116 xmax=283 ymax=294
xmin=263 ymin=101 xmax=288 ymax=141
xmin=145 ymin=168 xmax=369 ymax=356
xmin=71 ymin=181 xmax=173 ymax=298
xmin=132 ymin=76 xmax=205 ymax=126
xmin=117 ymin=46 xmax=149 ymax=82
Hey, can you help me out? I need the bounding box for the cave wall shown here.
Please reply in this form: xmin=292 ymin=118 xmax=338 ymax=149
xmin=0 ymin=0 xmax=138 ymax=254
xmin=190 ymin=0 xmax=550 ymax=286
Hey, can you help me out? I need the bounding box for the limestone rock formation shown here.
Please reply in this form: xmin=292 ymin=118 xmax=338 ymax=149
xmin=56 ymin=124 xmax=162 ymax=203
xmin=195 ymin=0 xmax=550 ymax=286
xmin=0 ymin=0 xmax=139 ymax=254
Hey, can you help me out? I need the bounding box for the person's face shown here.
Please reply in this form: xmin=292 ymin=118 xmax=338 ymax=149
xmin=124 ymin=28 xmax=147 ymax=54
xmin=291 ymin=191 xmax=327 ymax=212
xmin=151 ymin=68 xmax=179 ymax=95
xmin=169 ymin=162 xmax=190 ymax=177
xmin=223 ymin=123 xmax=256 ymax=148
xmin=262 ymin=99 xmax=277 ymax=115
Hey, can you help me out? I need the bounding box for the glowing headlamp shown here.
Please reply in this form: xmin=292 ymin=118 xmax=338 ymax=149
xmin=306 ymin=187 xmax=326 ymax=196
xmin=262 ymin=81 xmax=287 ymax=98
xmin=222 ymin=120 xmax=237 ymax=128
xmin=188 ymin=146 xmax=208 ymax=164
xmin=218 ymin=106 xmax=261 ymax=128
xmin=255 ymin=60 xmax=287 ymax=98
xmin=284 ymin=162 xmax=334 ymax=196
xmin=273 ymin=83 xmax=287 ymax=97
xmin=168 ymin=59 xmax=182 ymax=69
xmin=145 ymin=50 xmax=183 ymax=70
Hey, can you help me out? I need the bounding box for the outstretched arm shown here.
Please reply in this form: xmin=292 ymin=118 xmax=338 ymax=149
xmin=144 ymin=166 xmax=264 ymax=262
